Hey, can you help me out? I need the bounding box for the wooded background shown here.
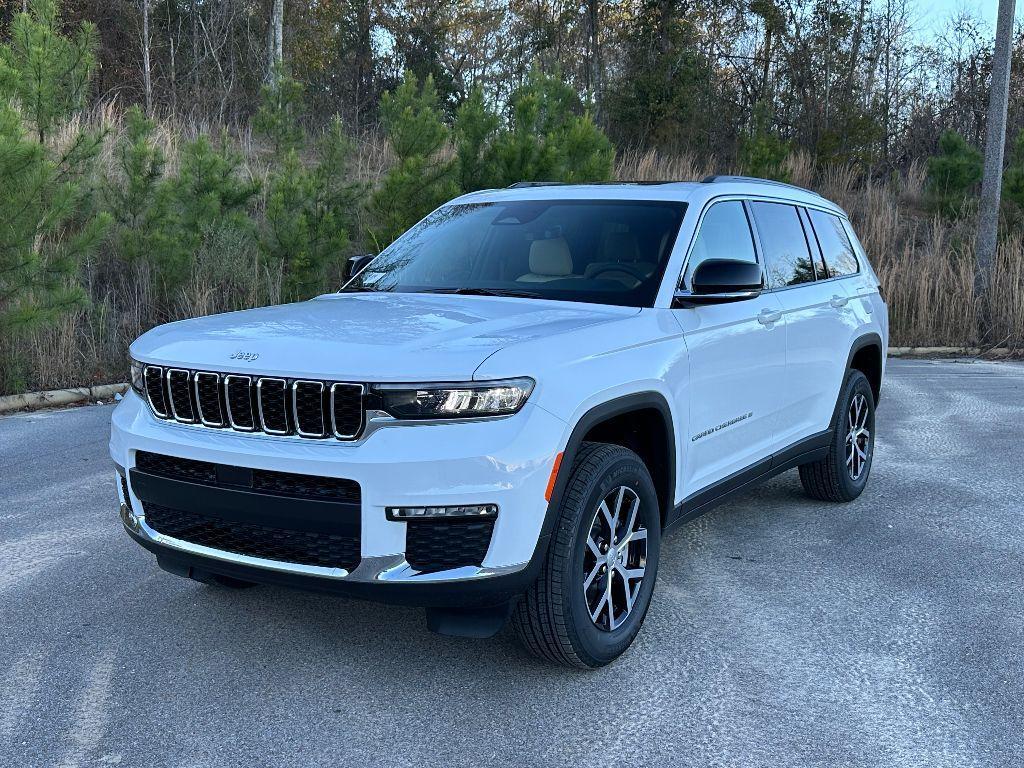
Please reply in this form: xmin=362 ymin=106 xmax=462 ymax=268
xmin=1 ymin=0 xmax=1022 ymax=395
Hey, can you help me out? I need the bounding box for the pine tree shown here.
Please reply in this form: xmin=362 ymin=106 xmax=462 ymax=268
xmin=254 ymin=63 xmax=307 ymax=155
xmin=155 ymin=135 xmax=260 ymax=299
xmin=739 ymin=101 xmax=791 ymax=182
xmin=483 ymin=70 xmax=613 ymax=187
xmin=0 ymin=0 xmax=99 ymax=143
xmin=104 ymin=106 xmax=177 ymax=271
xmin=926 ymin=131 xmax=982 ymax=217
xmin=367 ymin=72 xmax=457 ymax=248
xmin=262 ymin=118 xmax=362 ymax=301
xmin=0 ymin=0 xmax=110 ymax=391
xmin=454 ymin=87 xmax=499 ymax=193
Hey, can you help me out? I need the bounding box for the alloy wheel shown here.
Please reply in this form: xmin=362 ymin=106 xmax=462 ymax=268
xmin=846 ymin=392 xmax=871 ymax=481
xmin=582 ymin=486 xmax=648 ymax=632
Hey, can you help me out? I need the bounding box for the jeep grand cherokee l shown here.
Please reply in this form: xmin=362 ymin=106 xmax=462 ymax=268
xmin=112 ymin=175 xmax=887 ymax=667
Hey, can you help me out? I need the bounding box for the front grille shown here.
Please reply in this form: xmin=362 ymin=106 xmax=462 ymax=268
xmin=136 ymin=451 xmax=217 ymax=484
xmin=134 ymin=451 xmax=361 ymax=504
xmin=140 ymin=365 xmax=365 ymax=441
xmin=405 ymin=519 xmax=495 ymax=573
xmin=144 ymin=502 xmax=360 ymax=571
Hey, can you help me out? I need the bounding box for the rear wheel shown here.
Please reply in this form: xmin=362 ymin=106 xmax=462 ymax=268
xmin=512 ymin=442 xmax=661 ymax=668
xmin=799 ymin=369 xmax=876 ymax=502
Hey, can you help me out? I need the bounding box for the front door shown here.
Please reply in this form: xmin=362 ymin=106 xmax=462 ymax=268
xmin=671 ymin=199 xmax=788 ymax=498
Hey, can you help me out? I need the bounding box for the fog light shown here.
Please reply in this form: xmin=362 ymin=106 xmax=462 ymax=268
xmin=386 ymin=504 xmax=498 ymax=521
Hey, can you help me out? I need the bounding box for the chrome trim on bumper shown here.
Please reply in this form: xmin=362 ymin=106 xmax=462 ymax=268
xmin=122 ymin=514 xmax=527 ymax=584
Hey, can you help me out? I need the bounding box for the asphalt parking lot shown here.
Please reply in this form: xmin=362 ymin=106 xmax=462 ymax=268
xmin=1 ymin=358 xmax=1022 ymax=767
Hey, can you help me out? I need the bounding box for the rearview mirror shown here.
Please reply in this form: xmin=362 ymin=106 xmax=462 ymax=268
xmin=672 ymin=258 xmax=763 ymax=308
xmin=343 ymin=253 xmax=376 ymax=283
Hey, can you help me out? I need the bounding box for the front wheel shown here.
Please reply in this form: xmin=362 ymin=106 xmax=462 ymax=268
xmin=799 ymin=369 xmax=876 ymax=502
xmin=512 ymin=442 xmax=661 ymax=668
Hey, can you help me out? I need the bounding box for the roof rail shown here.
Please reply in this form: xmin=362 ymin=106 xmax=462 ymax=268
xmin=700 ymin=175 xmax=822 ymax=198
xmin=507 ymin=181 xmax=567 ymax=188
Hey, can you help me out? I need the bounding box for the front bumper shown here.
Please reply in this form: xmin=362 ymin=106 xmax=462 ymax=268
xmin=111 ymin=391 xmax=566 ymax=605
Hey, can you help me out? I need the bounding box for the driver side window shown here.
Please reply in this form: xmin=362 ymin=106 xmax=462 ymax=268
xmin=682 ymin=201 xmax=758 ymax=288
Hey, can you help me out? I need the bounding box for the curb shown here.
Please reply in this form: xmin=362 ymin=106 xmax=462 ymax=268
xmin=0 ymin=382 xmax=129 ymax=415
xmin=887 ymin=347 xmax=1015 ymax=358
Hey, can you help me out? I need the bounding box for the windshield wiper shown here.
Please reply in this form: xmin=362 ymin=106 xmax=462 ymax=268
xmin=421 ymin=287 xmax=544 ymax=299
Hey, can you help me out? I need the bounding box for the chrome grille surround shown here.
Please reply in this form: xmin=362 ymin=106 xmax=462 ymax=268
xmin=139 ymin=366 xmax=365 ymax=441
xmin=193 ymin=371 xmax=224 ymax=427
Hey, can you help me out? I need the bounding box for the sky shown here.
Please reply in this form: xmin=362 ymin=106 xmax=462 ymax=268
xmin=922 ymin=0 xmax=1008 ymax=34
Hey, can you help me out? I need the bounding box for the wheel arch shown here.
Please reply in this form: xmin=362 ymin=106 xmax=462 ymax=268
xmin=846 ymin=332 xmax=883 ymax=404
xmin=542 ymin=392 xmax=676 ymax=534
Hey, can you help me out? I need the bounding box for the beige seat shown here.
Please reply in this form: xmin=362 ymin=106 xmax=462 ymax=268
xmin=518 ymin=237 xmax=580 ymax=282
xmin=583 ymin=231 xmax=656 ymax=282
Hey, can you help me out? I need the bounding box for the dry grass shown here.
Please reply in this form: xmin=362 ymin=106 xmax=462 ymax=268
xmin=4 ymin=135 xmax=1022 ymax=395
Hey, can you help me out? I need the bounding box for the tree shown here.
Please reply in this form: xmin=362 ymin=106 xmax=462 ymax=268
xmin=261 ymin=118 xmax=362 ymax=301
xmin=0 ymin=0 xmax=99 ymax=142
xmin=484 ymin=70 xmax=613 ymax=187
xmin=254 ymin=64 xmax=306 ymax=154
xmin=453 ymin=86 xmax=499 ymax=192
xmin=926 ymin=130 xmax=982 ymax=216
xmin=367 ymin=71 xmax=457 ymax=248
xmin=739 ymin=101 xmax=791 ymax=182
xmin=153 ymin=134 xmax=260 ymax=299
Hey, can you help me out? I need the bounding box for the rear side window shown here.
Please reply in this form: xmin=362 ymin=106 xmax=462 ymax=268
xmin=808 ymin=209 xmax=860 ymax=277
xmin=683 ymin=200 xmax=757 ymax=287
xmin=749 ymin=202 xmax=816 ymax=289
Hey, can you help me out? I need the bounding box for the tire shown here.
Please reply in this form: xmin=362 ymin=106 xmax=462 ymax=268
xmin=799 ymin=369 xmax=876 ymax=502
xmin=512 ymin=442 xmax=661 ymax=668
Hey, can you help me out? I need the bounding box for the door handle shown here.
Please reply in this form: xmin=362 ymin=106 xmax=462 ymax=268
xmin=757 ymin=308 xmax=782 ymax=325
xmin=830 ymin=294 xmax=849 ymax=308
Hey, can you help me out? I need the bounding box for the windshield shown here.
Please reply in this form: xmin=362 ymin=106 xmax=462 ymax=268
xmin=346 ymin=199 xmax=687 ymax=307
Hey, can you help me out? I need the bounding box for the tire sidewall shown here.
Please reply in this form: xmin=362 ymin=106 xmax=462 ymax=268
xmin=834 ymin=371 xmax=876 ymax=498
xmin=562 ymin=451 xmax=661 ymax=666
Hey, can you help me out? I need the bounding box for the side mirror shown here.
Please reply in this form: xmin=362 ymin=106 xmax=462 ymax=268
xmin=672 ymin=258 xmax=763 ymax=308
xmin=343 ymin=253 xmax=376 ymax=283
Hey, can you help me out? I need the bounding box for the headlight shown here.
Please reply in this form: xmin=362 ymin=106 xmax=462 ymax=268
xmin=130 ymin=359 xmax=145 ymax=394
xmin=372 ymin=378 xmax=534 ymax=420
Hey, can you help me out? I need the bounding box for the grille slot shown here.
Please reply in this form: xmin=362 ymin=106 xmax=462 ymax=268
xmin=167 ymin=369 xmax=196 ymax=422
xmin=225 ymin=375 xmax=255 ymax=431
xmin=331 ymin=383 xmax=365 ymax=438
xmin=293 ymin=381 xmax=326 ymax=437
xmin=405 ymin=519 xmax=495 ymax=573
xmin=134 ymin=451 xmax=361 ymax=504
xmin=194 ymin=372 xmax=224 ymax=426
xmin=143 ymin=366 xmax=168 ymax=418
xmin=138 ymin=367 xmax=364 ymax=440
xmin=144 ymin=502 xmax=360 ymax=571
xmin=257 ymin=378 xmax=289 ymax=434
xmin=135 ymin=450 xmax=218 ymax=484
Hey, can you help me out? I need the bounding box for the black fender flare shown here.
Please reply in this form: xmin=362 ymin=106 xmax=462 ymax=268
xmin=537 ymin=391 xmax=676 ymax=542
xmin=830 ymin=332 xmax=884 ymax=428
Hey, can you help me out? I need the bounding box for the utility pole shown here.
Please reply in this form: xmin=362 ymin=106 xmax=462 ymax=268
xmin=974 ymin=0 xmax=1016 ymax=343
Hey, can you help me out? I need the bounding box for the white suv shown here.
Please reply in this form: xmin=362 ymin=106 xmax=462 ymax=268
xmin=112 ymin=176 xmax=887 ymax=667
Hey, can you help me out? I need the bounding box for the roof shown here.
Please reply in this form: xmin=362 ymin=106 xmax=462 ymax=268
xmin=450 ymin=177 xmax=848 ymax=218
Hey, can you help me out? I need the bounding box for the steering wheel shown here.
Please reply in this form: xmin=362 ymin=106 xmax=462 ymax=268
xmin=588 ymin=263 xmax=649 ymax=283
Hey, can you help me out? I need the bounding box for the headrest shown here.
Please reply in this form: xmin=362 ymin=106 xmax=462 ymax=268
xmin=529 ymin=237 xmax=573 ymax=276
xmin=601 ymin=231 xmax=641 ymax=263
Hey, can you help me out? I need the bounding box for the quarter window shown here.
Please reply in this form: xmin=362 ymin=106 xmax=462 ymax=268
xmin=749 ymin=202 xmax=816 ymax=289
xmin=808 ymin=209 xmax=860 ymax=277
xmin=683 ymin=201 xmax=757 ymax=287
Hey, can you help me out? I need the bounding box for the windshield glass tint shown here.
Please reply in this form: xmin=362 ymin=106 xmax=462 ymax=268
xmin=347 ymin=200 xmax=687 ymax=307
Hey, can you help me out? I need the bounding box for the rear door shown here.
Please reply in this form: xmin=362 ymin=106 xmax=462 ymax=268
xmin=749 ymin=201 xmax=860 ymax=447
xmin=672 ymin=199 xmax=788 ymax=497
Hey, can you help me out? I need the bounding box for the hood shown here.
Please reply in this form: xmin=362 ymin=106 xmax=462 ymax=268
xmin=130 ymin=292 xmax=639 ymax=381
